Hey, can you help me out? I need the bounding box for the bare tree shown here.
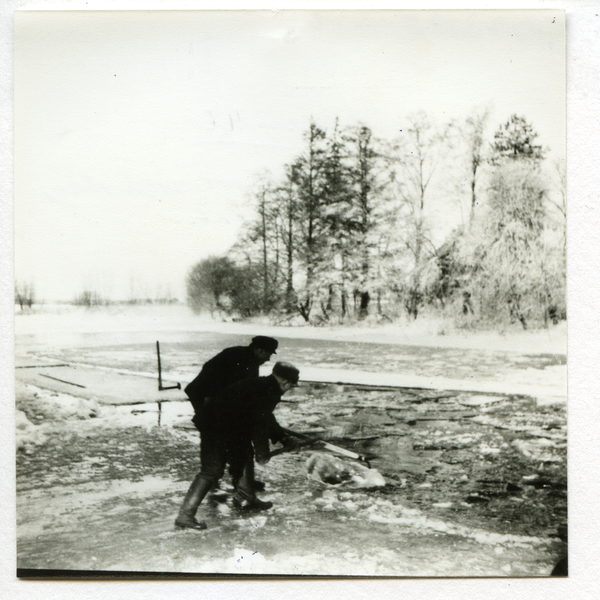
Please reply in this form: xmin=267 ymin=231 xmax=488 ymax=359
xmin=547 ymin=159 xmax=566 ymax=228
xmin=15 ymin=281 xmax=36 ymax=310
xmin=274 ymin=166 xmax=300 ymax=313
xmin=387 ymin=112 xmax=448 ymax=317
xmin=231 ymin=172 xmax=285 ymax=313
xmin=73 ymin=289 xmax=107 ymax=307
xmin=255 ymin=176 xmax=273 ymax=310
xmin=451 ymin=108 xmax=490 ymax=222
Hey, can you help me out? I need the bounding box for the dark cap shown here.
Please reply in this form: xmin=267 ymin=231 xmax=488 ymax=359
xmin=272 ymin=361 xmax=300 ymax=385
xmin=251 ymin=336 xmax=278 ymax=354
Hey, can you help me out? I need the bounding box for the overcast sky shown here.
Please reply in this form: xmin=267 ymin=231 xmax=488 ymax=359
xmin=14 ymin=9 xmax=565 ymax=302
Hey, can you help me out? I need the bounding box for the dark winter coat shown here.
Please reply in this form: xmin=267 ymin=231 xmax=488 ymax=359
xmin=201 ymin=375 xmax=286 ymax=463
xmin=184 ymin=345 xmax=260 ymax=415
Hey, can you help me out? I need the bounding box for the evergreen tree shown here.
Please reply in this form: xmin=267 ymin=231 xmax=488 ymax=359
xmin=343 ymin=124 xmax=385 ymax=318
xmin=313 ymin=119 xmax=356 ymax=319
xmin=490 ymin=114 xmax=545 ymax=165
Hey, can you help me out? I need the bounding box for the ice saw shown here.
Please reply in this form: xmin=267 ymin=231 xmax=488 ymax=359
xmin=270 ymin=427 xmax=375 ymax=468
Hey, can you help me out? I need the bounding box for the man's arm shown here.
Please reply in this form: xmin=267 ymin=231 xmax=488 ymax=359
xmin=267 ymin=413 xmax=286 ymax=444
xmin=252 ymin=413 xmax=273 ymax=465
xmin=255 ymin=411 xmax=300 ymax=463
xmin=250 ymin=377 xmax=288 ymax=464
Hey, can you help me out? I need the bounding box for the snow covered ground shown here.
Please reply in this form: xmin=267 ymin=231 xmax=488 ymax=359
xmin=15 ymin=374 xmax=566 ymax=576
xmin=15 ymin=302 xmax=567 ymax=354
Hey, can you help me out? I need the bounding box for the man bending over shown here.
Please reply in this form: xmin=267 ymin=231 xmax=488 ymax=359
xmin=175 ymin=361 xmax=300 ymax=530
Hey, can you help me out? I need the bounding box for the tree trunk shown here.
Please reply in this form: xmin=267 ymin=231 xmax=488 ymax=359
xmin=359 ymin=291 xmax=370 ymax=319
xmin=286 ymin=201 xmax=295 ymax=312
xmin=297 ymin=299 xmax=311 ymax=322
xmin=261 ymin=197 xmax=269 ymax=310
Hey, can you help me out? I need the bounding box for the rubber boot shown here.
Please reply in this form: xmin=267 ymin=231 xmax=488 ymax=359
xmin=175 ymin=474 xmax=212 ymax=530
xmin=231 ymin=477 xmax=266 ymax=492
xmin=232 ymin=458 xmax=266 ymax=493
xmin=239 ymin=497 xmax=273 ymax=512
xmin=232 ymin=477 xmax=266 ymax=491
xmin=236 ymin=459 xmax=273 ymax=512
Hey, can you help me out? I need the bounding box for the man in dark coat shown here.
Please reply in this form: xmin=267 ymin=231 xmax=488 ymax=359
xmin=184 ymin=336 xmax=278 ymax=495
xmin=184 ymin=335 xmax=279 ymax=426
xmin=175 ymin=362 xmax=300 ymax=530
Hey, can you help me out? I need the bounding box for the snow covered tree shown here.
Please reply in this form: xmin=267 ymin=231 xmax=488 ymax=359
xmin=307 ymin=119 xmax=354 ymax=320
xmin=453 ymin=161 xmax=563 ymax=328
xmin=290 ymin=121 xmax=328 ymax=321
xmin=449 ymin=108 xmax=490 ymax=222
xmin=490 ymin=114 xmax=545 ymax=166
xmin=217 ymin=110 xmax=563 ymax=329
xmin=546 ymin=159 xmax=567 ymax=254
xmin=230 ymin=173 xmax=288 ymax=314
xmin=387 ymin=112 xmax=448 ymax=318
xmin=343 ymin=124 xmax=387 ymax=318
xmin=272 ymin=166 xmax=301 ymax=313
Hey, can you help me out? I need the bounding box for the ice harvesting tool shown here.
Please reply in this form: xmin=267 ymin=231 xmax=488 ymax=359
xmin=156 ymin=341 xmax=181 ymax=391
xmin=267 ymin=437 xmax=319 ymax=459
xmin=280 ymin=427 xmax=373 ymax=468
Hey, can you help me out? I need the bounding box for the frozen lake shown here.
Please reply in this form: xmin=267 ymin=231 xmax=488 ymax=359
xmin=15 ymin=303 xmax=567 ymax=577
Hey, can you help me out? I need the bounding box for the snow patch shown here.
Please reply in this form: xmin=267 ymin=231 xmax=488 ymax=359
xmin=306 ymin=452 xmax=386 ymax=488
xmin=365 ymin=500 xmax=549 ymax=547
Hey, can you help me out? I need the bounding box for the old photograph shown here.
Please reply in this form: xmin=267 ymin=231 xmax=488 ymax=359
xmin=13 ymin=8 xmax=567 ymax=577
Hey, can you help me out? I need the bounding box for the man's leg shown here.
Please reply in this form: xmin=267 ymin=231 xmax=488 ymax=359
xmin=234 ymin=454 xmax=273 ymax=512
xmin=174 ymin=473 xmax=213 ymax=530
xmin=230 ymin=459 xmax=266 ymax=492
xmin=175 ymin=432 xmax=224 ymax=530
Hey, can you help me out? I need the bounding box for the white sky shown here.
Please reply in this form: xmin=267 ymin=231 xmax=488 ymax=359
xmin=14 ymin=9 xmax=565 ymax=301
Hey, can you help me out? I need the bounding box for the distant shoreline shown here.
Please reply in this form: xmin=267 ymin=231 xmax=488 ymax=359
xmin=14 ymin=302 xmax=567 ymax=357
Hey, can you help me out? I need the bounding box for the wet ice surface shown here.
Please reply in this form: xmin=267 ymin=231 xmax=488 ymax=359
xmin=22 ymin=336 xmax=565 ymax=389
xmin=17 ymin=310 xmax=567 ymax=417
xmin=14 ymin=305 xmax=567 ymax=576
xmin=17 ymin=332 xmax=567 ymax=410
xmin=15 ymin=302 xmax=566 ymax=383
xmin=16 ymin=379 xmax=566 ymax=576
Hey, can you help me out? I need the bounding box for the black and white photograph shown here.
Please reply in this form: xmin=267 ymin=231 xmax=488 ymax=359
xmin=9 ymin=5 xmax=571 ymax=580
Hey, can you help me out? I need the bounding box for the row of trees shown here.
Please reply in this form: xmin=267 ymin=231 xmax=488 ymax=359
xmin=187 ymin=112 xmax=566 ymax=329
xmin=14 ymin=284 xmax=179 ymax=308
xmin=72 ymin=290 xmax=179 ymax=307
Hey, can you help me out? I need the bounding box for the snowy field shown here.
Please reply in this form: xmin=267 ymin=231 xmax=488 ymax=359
xmin=14 ymin=303 xmax=567 ymax=577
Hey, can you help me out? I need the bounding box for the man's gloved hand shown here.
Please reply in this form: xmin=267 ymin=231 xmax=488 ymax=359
xmin=256 ymin=454 xmax=271 ymax=466
xmin=280 ymin=434 xmax=301 ymax=451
